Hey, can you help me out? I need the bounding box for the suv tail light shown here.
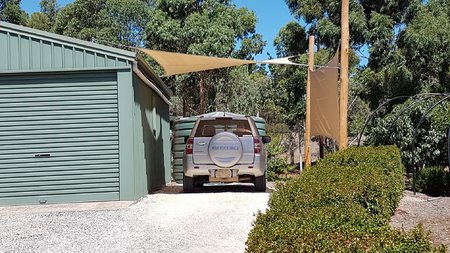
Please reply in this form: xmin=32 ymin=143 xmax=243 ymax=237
xmin=254 ymin=138 xmax=261 ymax=154
xmin=186 ymin=138 xmax=193 ymax=154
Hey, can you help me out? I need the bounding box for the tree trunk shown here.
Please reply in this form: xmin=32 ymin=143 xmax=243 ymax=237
xmin=205 ymin=78 xmax=210 ymax=113
xmin=198 ymin=74 xmax=206 ymax=114
xmin=182 ymin=97 xmax=187 ymax=117
xmin=290 ymin=145 xmax=295 ymax=165
xmin=319 ymin=137 xmax=324 ymax=158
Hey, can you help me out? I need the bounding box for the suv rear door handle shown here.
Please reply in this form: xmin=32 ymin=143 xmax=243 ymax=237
xmin=197 ymin=142 xmax=206 ymax=146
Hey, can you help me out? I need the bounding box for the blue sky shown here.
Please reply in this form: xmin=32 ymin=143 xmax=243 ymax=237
xmin=21 ymin=0 xmax=294 ymax=61
xmin=234 ymin=0 xmax=295 ymax=60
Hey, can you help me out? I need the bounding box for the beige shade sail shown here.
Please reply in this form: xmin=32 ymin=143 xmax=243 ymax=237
xmin=310 ymin=52 xmax=340 ymax=142
xmin=136 ymin=48 xmax=256 ymax=76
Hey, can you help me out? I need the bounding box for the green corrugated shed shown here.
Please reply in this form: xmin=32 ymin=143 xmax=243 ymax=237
xmin=0 ymin=21 xmax=172 ymax=205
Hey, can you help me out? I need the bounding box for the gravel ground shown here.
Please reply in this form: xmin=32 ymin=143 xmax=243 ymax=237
xmin=0 ymin=184 xmax=269 ymax=253
xmin=390 ymin=190 xmax=450 ymax=248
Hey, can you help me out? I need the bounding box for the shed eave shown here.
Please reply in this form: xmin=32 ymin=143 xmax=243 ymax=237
xmin=0 ymin=21 xmax=136 ymax=62
xmin=136 ymin=56 xmax=173 ymax=97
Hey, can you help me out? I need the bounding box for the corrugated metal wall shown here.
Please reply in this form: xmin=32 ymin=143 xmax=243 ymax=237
xmin=0 ymin=29 xmax=129 ymax=72
xmin=132 ymin=74 xmax=171 ymax=197
xmin=0 ymin=72 xmax=120 ymax=205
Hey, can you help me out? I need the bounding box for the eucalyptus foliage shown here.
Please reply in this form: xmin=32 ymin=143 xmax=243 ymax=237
xmin=0 ymin=0 xmax=27 ymax=25
xmin=53 ymin=0 xmax=149 ymax=46
xmin=146 ymin=0 xmax=265 ymax=115
xmin=367 ymin=99 xmax=450 ymax=169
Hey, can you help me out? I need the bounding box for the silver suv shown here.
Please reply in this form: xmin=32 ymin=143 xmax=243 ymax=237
xmin=183 ymin=114 xmax=270 ymax=193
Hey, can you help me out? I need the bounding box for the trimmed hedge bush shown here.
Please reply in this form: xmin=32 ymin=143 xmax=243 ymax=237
xmin=246 ymin=146 xmax=446 ymax=252
xmin=415 ymin=166 xmax=450 ymax=196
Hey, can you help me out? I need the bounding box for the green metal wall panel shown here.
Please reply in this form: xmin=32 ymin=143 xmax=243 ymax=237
xmin=117 ymin=69 xmax=135 ymax=201
xmin=159 ymin=101 xmax=172 ymax=185
xmin=132 ymin=73 xmax=171 ymax=199
xmin=0 ymin=72 xmax=120 ymax=205
xmin=0 ymin=31 xmax=7 ymax=69
xmin=0 ymin=28 xmax=133 ymax=72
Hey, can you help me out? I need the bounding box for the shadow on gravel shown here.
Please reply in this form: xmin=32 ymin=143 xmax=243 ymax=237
xmin=153 ymin=183 xmax=269 ymax=194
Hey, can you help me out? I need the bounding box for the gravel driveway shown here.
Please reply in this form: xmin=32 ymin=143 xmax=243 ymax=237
xmin=390 ymin=190 xmax=450 ymax=248
xmin=0 ymin=184 xmax=269 ymax=253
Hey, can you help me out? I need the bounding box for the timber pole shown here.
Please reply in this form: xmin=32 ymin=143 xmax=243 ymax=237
xmin=304 ymin=35 xmax=314 ymax=167
xmin=339 ymin=0 xmax=350 ymax=149
xmin=316 ymin=34 xmax=325 ymax=158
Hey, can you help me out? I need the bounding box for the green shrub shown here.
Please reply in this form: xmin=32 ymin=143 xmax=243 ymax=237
xmin=246 ymin=146 xmax=446 ymax=252
xmin=367 ymin=99 xmax=450 ymax=169
xmin=415 ymin=166 xmax=450 ymax=196
xmin=266 ymin=134 xmax=295 ymax=181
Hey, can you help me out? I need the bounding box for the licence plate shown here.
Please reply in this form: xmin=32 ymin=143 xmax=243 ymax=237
xmin=215 ymin=169 xmax=232 ymax=178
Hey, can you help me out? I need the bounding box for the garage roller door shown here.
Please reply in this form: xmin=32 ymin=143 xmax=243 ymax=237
xmin=0 ymin=72 xmax=119 ymax=205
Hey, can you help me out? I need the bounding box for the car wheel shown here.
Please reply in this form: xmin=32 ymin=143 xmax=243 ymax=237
xmin=183 ymin=175 xmax=194 ymax=193
xmin=254 ymin=174 xmax=266 ymax=192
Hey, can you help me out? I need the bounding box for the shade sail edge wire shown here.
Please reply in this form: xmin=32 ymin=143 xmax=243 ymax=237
xmin=260 ymin=59 xmax=340 ymax=68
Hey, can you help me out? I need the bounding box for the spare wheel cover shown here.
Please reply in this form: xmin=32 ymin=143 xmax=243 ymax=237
xmin=208 ymin=132 xmax=243 ymax=167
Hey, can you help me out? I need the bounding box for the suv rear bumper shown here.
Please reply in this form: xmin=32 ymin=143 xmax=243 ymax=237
xmin=183 ymin=155 xmax=265 ymax=178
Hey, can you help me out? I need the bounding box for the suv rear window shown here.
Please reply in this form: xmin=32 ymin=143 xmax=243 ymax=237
xmin=194 ymin=118 xmax=252 ymax=137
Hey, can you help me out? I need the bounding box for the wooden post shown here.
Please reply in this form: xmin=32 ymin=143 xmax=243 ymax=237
xmin=304 ymin=35 xmax=314 ymax=167
xmin=316 ymin=34 xmax=325 ymax=159
xmin=298 ymin=122 xmax=303 ymax=172
xmin=339 ymin=0 xmax=350 ymax=149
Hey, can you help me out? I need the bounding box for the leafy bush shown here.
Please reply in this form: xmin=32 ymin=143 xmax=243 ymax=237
xmin=415 ymin=166 xmax=450 ymax=196
xmin=246 ymin=146 xmax=446 ymax=252
xmin=265 ymin=135 xmax=289 ymax=181
xmin=367 ymin=99 xmax=450 ymax=169
xmin=265 ymin=124 xmax=297 ymax=181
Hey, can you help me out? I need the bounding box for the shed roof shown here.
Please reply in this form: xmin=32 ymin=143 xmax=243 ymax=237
xmin=0 ymin=21 xmax=136 ymax=62
xmin=0 ymin=21 xmax=172 ymax=102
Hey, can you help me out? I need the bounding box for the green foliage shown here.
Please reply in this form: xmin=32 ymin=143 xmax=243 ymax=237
xmin=274 ymin=21 xmax=307 ymax=58
xmin=269 ymin=61 xmax=307 ymax=127
xmin=360 ymin=0 xmax=418 ymax=23
xmin=399 ymin=0 xmax=450 ymax=93
xmin=415 ymin=166 xmax=450 ymax=196
xmin=264 ymin=130 xmax=297 ymax=181
xmin=246 ymin=146 xmax=445 ymax=252
xmin=348 ymin=73 xmax=372 ymax=137
xmin=214 ymin=66 xmax=270 ymax=116
xmin=146 ymin=0 xmax=264 ymax=57
xmin=0 ymin=0 xmax=28 ymax=25
xmin=265 ymin=134 xmax=287 ymax=181
xmin=40 ymin=0 xmax=58 ymax=22
xmin=356 ymin=0 xmax=450 ymax=110
xmin=27 ymin=0 xmax=59 ymax=32
xmin=53 ymin=0 xmax=149 ymax=46
xmin=366 ymin=12 xmax=395 ymax=70
xmin=146 ymin=0 xmax=265 ymax=115
xmin=284 ymin=0 xmax=368 ymax=48
xmin=367 ymin=99 xmax=450 ymax=169
xmin=106 ymin=0 xmax=150 ymax=46
xmin=27 ymin=12 xmax=51 ymax=31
